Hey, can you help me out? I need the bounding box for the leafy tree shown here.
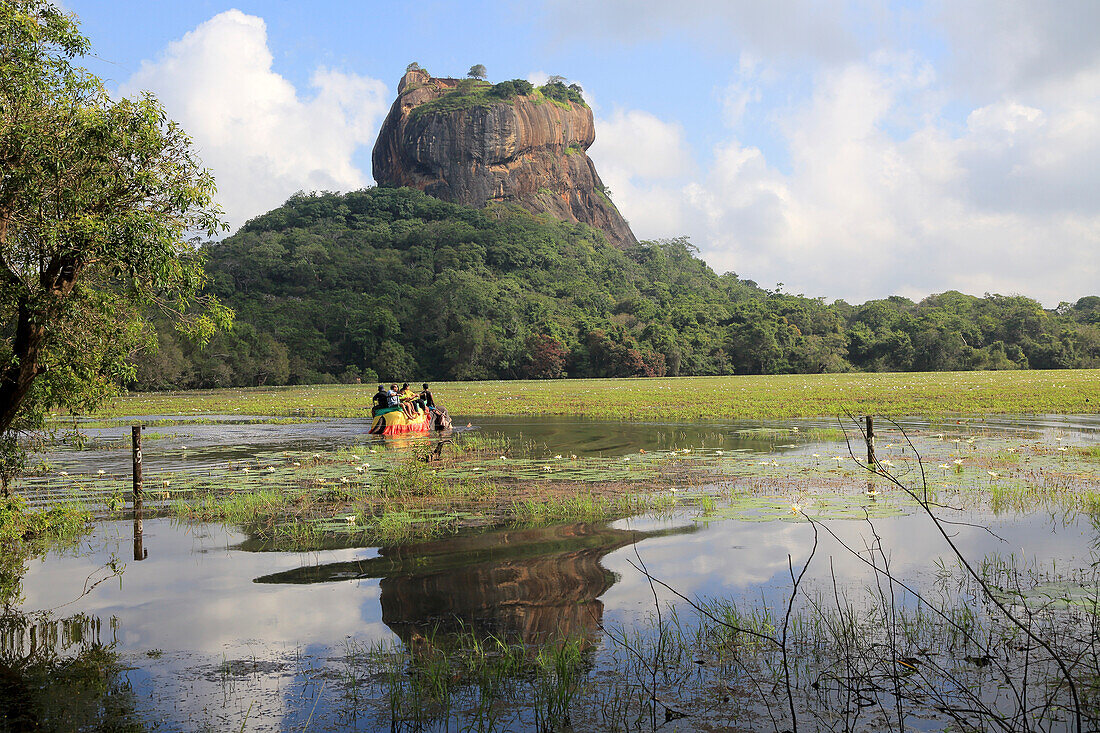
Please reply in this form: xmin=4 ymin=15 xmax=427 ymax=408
xmin=131 ymin=186 xmax=1099 ymax=390
xmin=0 ymin=3 xmax=229 ymax=451
xmin=521 ymin=334 xmax=566 ymax=379
xmin=539 ymin=80 xmax=585 ymax=105
xmin=467 ymin=64 xmax=487 ymax=80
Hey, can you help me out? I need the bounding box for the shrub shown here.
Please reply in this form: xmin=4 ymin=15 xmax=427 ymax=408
xmin=539 ymin=81 xmax=585 ymax=106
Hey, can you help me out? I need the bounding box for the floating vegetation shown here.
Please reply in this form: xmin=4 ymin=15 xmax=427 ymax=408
xmin=93 ymin=370 xmax=1100 ymax=422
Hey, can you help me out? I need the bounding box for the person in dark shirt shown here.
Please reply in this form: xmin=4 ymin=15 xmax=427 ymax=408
xmin=419 ymin=383 xmax=435 ymax=410
xmin=371 ymin=385 xmax=391 ymax=416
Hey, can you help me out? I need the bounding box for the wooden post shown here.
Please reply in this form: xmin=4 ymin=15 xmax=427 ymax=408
xmin=132 ymin=425 xmax=145 ymax=560
xmin=865 ymin=415 xmax=876 ymax=470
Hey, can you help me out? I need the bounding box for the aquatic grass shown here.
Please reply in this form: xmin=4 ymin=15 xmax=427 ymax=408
xmin=170 ymin=489 xmax=292 ymax=523
xmin=340 ymin=629 xmax=591 ymax=732
xmin=90 ymin=370 xmax=1100 ymax=422
xmin=510 ymin=493 xmax=649 ymax=525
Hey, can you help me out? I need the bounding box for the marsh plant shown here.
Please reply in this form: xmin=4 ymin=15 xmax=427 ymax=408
xmin=340 ymin=630 xmax=588 ymax=732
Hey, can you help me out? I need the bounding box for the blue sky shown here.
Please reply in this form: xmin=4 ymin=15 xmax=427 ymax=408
xmin=65 ymin=1 xmax=1099 ymax=306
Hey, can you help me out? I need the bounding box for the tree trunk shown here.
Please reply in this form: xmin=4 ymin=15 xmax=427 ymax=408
xmin=0 ymin=299 xmax=45 ymax=435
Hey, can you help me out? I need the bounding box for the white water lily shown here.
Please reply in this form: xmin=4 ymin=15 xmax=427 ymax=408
xmin=96 ymin=469 xmax=105 ymax=475
xmin=58 ymin=471 xmax=68 ymax=476
xmin=715 ymin=450 xmax=723 ymax=455
xmin=341 ymin=477 xmax=350 ymax=484
xmin=790 ymin=503 xmax=802 ymax=514
xmin=266 ymin=467 xmax=275 ymax=473
xmin=355 ymin=466 xmax=364 ymax=473
xmin=293 ymin=462 xmax=301 ymax=467
xmin=351 ymin=455 xmax=361 ymax=461
xmin=953 ymin=459 xmax=963 ymax=465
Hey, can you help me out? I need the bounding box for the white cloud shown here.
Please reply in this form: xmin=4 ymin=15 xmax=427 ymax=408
xmin=589 ymin=51 xmax=1100 ymax=305
xmin=119 ymin=10 xmax=390 ymax=232
xmin=933 ymin=0 xmax=1100 ymax=98
xmin=592 ymin=109 xmax=693 ymax=180
xmin=588 ymin=110 xmax=695 ymax=238
xmin=542 ymin=0 xmax=870 ymax=65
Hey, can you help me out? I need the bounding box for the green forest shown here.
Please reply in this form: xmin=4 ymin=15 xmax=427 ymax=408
xmin=132 ymin=187 xmax=1100 ymax=389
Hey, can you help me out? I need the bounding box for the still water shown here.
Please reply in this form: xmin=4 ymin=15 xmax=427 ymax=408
xmin=9 ymin=415 xmax=1100 ymax=730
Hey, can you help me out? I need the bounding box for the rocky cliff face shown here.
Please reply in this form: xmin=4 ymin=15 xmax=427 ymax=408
xmin=372 ymin=69 xmax=637 ymax=248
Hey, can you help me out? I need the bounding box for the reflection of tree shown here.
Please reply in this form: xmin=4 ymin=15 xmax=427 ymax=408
xmin=0 ymin=613 xmax=142 ymax=731
xmin=255 ymin=521 xmax=696 ymax=647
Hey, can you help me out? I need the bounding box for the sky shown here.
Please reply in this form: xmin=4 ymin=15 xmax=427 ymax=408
xmin=62 ymin=0 xmax=1099 ymax=307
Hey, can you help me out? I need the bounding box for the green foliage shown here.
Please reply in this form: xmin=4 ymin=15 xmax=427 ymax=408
xmin=0 ymin=2 xmax=231 ymax=449
xmin=130 ymin=187 xmax=1099 ymax=390
xmin=407 ymin=81 xmax=496 ymax=120
xmin=0 ymin=495 xmax=89 ymax=607
xmin=467 ymin=63 xmax=487 ymax=80
xmin=488 ymin=79 xmax=534 ymax=99
xmin=538 ymin=80 xmax=585 ymax=107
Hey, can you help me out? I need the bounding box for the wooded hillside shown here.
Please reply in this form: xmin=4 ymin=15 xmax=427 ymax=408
xmin=131 ymin=188 xmax=1100 ymax=389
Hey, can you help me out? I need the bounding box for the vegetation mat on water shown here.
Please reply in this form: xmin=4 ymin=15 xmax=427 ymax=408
xmin=98 ymin=370 xmax=1100 ymax=422
xmin=12 ymin=417 xmax=1100 ymax=548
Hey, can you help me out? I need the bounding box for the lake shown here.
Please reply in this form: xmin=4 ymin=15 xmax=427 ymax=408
xmin=6 ymin=414 xmax=1100 ymax=731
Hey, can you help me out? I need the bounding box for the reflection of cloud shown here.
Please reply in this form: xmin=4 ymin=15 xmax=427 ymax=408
xmin=118 ymin=10 xmax=389 ymax=232
xmin=602 ymin=512 xmax=1087 ymax=625
xmin=22 ymin=520 xmax=397 ymax=730
xmin=23 ymin=522 xmax=393 ymax=652
xmin=19 ymin=507 xmax=1091 ymax=728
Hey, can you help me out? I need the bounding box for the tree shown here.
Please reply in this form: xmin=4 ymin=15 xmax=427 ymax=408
xmin=0 ymin=3 xmax=230 ymax=447
xmin=467 ymin=64 xmax=487 ymax=80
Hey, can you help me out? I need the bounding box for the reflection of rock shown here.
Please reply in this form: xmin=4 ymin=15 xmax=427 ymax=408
xmin=382 ymin=525 xmax=618 ymax=644
xmin=255 ymin=522 xmax=695 ymax=645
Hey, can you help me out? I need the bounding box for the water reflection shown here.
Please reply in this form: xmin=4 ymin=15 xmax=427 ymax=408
xmin=255 ymin=522 xmax=696 ymax=646
xmin=0 ymin=613 xmax=140 ymax=731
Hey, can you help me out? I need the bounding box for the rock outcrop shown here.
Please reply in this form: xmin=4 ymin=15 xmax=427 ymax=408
xmin=372 ymin=69 xmax=637 ymax=247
